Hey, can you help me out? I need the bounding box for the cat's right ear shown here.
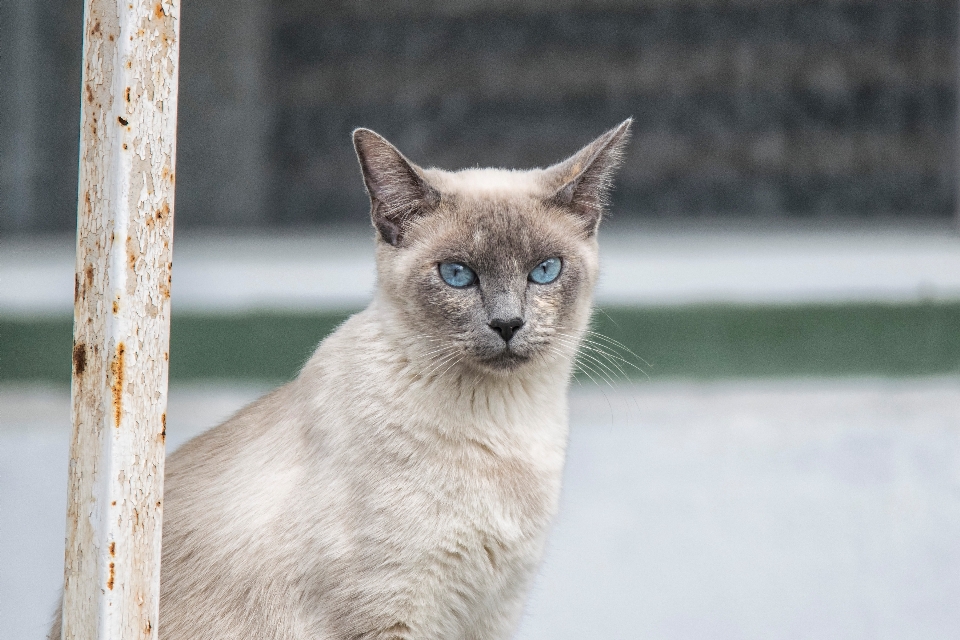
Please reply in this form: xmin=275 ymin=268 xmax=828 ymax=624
xmin=353 ymin=129 xmax=440 ymax=246
xmin=543 ymin=119 xmax=632 ymax=236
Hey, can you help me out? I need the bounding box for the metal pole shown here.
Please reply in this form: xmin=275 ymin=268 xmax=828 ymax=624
xmin=63 ymin=1 xmax=179 ymax=638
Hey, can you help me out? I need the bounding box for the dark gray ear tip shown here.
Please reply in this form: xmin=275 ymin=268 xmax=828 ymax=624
xmin=352 ymin=128 xmax=386 ymax=151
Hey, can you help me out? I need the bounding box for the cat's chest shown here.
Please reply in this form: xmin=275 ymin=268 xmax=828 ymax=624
xmin=378 ymin=432 xmax=564 ymax=574
xmin=377 ymin=445 xmax=559 ymax=617
xmin=377 ymin=436 xmax=561 ymax=529
xmin=387 ymin=415 xmax=564 ymax=519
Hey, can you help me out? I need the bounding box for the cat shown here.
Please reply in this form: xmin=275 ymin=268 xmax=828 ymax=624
xmin=52 ymin=119 xmax=631 ymax=640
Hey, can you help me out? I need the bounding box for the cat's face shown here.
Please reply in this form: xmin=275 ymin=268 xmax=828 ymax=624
xmin=355 ymin=122 xmax=630 ymax=375
xmin=378 ymin=183 xmax=599 ymax=373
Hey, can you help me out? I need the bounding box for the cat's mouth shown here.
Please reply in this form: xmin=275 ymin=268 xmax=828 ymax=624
xmin=478 ymin=347 xmax=531 ymax=371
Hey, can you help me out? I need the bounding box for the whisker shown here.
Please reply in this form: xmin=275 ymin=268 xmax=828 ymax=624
xmin=578 ymin=340 xmax=650 ymax=380
xmin=436 ymin=355 xmax=462 ymax=381
xmin=422 ymin=351 xmax=458 ymax=379
xmin=575 ymin=343 xmax=644 ymax=412
xmin=568 ymin=349 xmax=618 ymax=391
xmin=542 ymin=345 xmax=584 ymax=386
xmin=569 ymin=341 xmax=635 ymax=383
xmin=419 ymin=345 xmax=455 ymax=359
xmin=593 ymin=307 xmax=623 ymax=331
xmin=553 ymin=329 xmax=652 ymax=378
xmin=581 ymin=343 xmax=634 ymax=380
xmin=581 ymin=330 xmax=653 ymax=368
xmin=550 ymin=336 xmax=626 ymax=386
xmin=555 ymin=335 xmax=636 ymax=420
xmin=559 ymin=349 xmax=615 ymax=420
xmin=551 ymin=332 xmax=641 ymax=378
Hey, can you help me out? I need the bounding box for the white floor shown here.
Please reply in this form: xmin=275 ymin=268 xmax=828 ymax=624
xmin=3 ymin=378 xmax=960 ymax=640
xmin=4 ymin=224 xmax=960 ymax=315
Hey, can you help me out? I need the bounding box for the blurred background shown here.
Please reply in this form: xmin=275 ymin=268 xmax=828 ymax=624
xmin=3 ymin=1 xmax=960 ymax=639
xmin=3 ymin=0 xmax=960 ymax=231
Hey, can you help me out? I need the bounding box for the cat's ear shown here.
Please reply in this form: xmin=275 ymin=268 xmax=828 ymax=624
xmin=353 ymin=128 xmax=441 ymax=246
xmin=544 ymin=119 xmax=632 ymax=235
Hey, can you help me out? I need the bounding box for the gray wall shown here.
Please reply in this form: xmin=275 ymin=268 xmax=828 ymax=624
xmin=1 ymin=0 xmax=956 ymax=233
xmin=1 ymin=0 xmax=84 ymax=232
xmin=0 ymin=0 xmax=272 ymax=233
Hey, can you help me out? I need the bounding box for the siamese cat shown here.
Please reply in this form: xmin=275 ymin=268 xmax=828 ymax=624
xmin=52 ymin=119 xmax=631 ymax=639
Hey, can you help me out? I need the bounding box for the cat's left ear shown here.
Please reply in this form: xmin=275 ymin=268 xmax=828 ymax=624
xmin=544 ymin=118 xmax=632 ymax=235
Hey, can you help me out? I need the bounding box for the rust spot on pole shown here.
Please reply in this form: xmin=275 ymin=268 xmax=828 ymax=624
xmin=160 ymin=413 xmax=166 ymax=441
xmin=109 ymin=542 xmax=116 ymax=557
xmin=118 ymin=116 xmax=129 ymax=126
xmin=73 ymin=343 xmax=87 ymax=376
xmin=153 ymin=2 xmax=163 ymax=19
xmin=107 ymin=562 xmax=115 ymax=590
xmin=111 ymin=343 xmax=125 ymax=427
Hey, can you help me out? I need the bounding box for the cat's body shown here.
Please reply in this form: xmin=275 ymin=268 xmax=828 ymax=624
xmin=51 ymin=121 xmax=631 ymax=640
xmin=159 ymin=303 xmax=569 ymax=639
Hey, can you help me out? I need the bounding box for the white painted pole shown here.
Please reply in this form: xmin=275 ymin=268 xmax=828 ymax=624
xmin=63 ymin=1 xmax=179 ymax=639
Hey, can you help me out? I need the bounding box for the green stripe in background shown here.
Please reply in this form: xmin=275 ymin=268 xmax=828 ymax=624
xmin=3 ymin=303 xmax=959 ymax=384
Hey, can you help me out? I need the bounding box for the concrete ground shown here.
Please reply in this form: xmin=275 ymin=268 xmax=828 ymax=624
xmin=3 ymin=378 xmax=959 ymax=640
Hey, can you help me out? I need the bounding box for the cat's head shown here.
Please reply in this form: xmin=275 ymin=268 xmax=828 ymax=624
xmin=353 ymin=121 xmax=631 ymax=376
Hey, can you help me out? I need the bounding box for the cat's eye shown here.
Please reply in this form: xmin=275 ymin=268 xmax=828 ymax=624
xmin=529 ymin=258 xmax=562 ymax=284
xmin=438 ymin=262 xmax=477 ymax=288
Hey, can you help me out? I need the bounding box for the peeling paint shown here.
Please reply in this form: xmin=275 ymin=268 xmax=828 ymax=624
xmin=63 ymin=1 xmax=179 ymax=638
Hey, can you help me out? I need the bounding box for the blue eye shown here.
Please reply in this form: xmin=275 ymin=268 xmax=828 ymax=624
xmin=529 ymin=258 xmax=562 ymax=284
xmin=439 ymin=262 xmax=477 ymax=288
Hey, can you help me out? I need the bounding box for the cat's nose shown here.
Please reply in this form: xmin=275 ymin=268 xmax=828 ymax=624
xmin=489 ymin=317 xmax=524 ymax=342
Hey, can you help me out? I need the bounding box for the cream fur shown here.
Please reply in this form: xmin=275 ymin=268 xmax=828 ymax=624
xmin=50 ymin=121 xmax=631 ymax=640
xmin=159 ymin=299 xmax=574 ymax=639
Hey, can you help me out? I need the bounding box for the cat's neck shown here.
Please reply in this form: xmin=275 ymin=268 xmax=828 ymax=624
xmin=304 ymin=297 xmax=577 ymax=455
